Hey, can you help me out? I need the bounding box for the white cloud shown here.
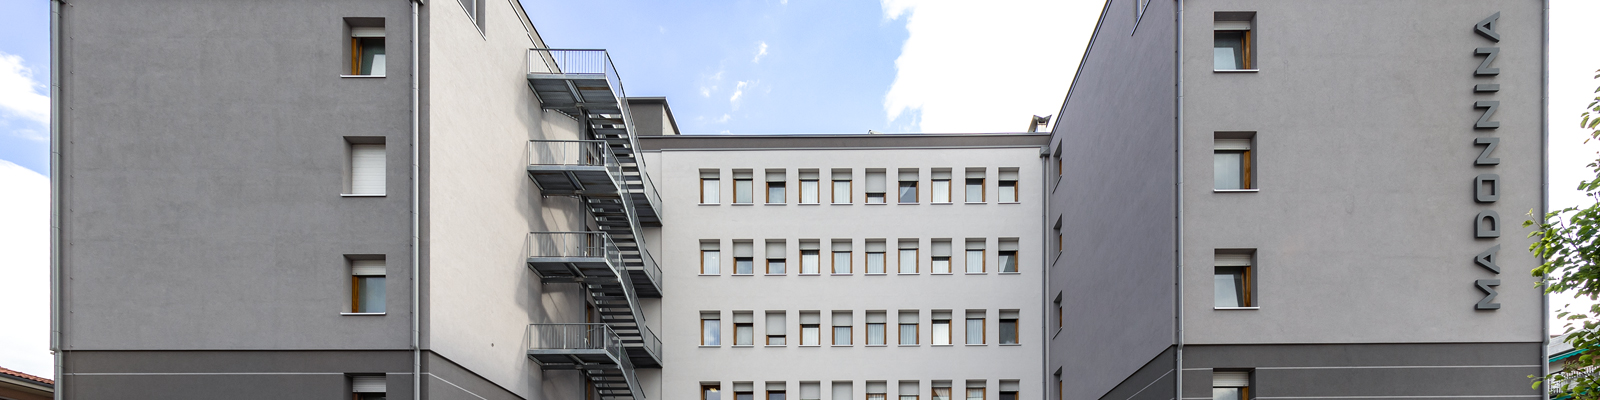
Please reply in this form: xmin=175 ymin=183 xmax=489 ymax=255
xmin=715 ymin=114 xmax=732 ymax=123
xmin=700 ymin=87 xmax=711 ymax=97
xmin=881 ymin=0 xmax=1097 ymax=133
xmin=0 ymin=159 xmax=52 ymax=378
xmin=753 ymin=42 xmax=770 ymax=63
xmin=730 ymin=80 xmax=752 ymax=110
xmin=0 ymin=52 xmax=49 ymax=126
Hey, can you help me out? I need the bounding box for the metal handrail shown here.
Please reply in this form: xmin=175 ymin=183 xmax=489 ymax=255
xmin=526 ymin=232 xmax=624 ymax=269
xmin=527 ymin=139 xmax=610 ymax=167
xmin=527 ymin=323 xmax=623 ymax=360
xmin=526 ymin=49 xmax=627 ymax=104
xmin=641 ymin=325 xmax=662 ymax=363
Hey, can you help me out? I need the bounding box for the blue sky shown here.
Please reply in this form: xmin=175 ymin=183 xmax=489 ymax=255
xmin=0 ymin=0 xmax=50 ymax=176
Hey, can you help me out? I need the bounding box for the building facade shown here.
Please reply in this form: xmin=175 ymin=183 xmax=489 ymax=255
xmin=1046 ymin=1 xmax=1548 ymax=399
xmin=50 ymin=0 xmax=1547 ymax=400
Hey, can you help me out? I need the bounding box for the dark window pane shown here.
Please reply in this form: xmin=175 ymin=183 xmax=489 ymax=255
xmin=1214 ymin=266 xmax=1247 ymax=307
xmin=1214 ymin=31 xmax=1246 ymax=69
xmin=899 ymin=182 xmax=917 ymax=203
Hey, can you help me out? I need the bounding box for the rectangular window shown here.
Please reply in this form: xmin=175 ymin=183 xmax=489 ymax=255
xmin=351 ymin=258 xmax=386 ymax=313
xmin=705 ymin=384 xmax=723 ymax=400
xmin=998 ymin=381 xmax=1019 ymax=400
xmin=734 ymin=240 xmax=755 ymax=275
xmin=768 ymin=383 xmax=787 ymax=400
xmin=999 ymin=168 xmax=1019 ymax=202
xmin=965 ymin=168 xmax=985 ymax=202
xmin=998 ymin=238 xmax=1019 ymax=273
xmin=1053 ymin=293 xmax=1063 ymax=330
xmin=831 ymin=240 xmax=852 ymax=274
xmin=899 ymin=381 xmax=920 ymax=400
xmin=800 ymin=240 xmax=821 ymax=274
xmin=834 ymin=382 xmax=853 ymax=400
xmin=899 ymin=310 xmax=919 ymax=345
xmin=899 ymin=168 xmax=919 ymax=203
xmin=766 ymin=169 xmax=786 ymax=204
xmin=1053 ymin=218 xmax=1063 ymax=255
xmin=800 ymin=311 xmax=821 ymax=346
xmin=866 ymin=169 xmax=888 ymax=204
xmin=965 ymin=382 xmax=985 ymax=400
xmin=932 ymin=311 xmax=952 ymax=345
xmin=348 ymin=141 xmax=386 ymax=195
xmin=832 ymin=311 xmax=853 ymax=346
xmin=866 ymin=240 xmax=887 ymax=274
xmin=1215 ymin=135 xmax=1254 ymax=190
xmin=800 ymin=382 xmax=822 ymax=400
xmin=932 ymin=382 xmax=952 ymax=400
xmin=932 ymin=239 xmax=952 ymax=274
xmin=1055 ymin=371 xmax=1063 ymax=400
xmin=351 ymin=374 xmax=387 ymax=400
xmin=1215 ymin=251 xmax=1255 ymax=307
xmin=931 ymin=168 xmax=952 ymax=203
xmin=832 ymin=169 xmax=852 ymax=204
xmin=768 ymin=390 xmax=786 ymax=400
xmin=800 ymin=169 xmax=820 ymax=204
xmin=1213 ymin=370 xmax=1252 ymax=400
xmin=965 ymin=239 xmax=986 ymax=273
xmin=867 ymin=382 xmax=888 ymax=400
xmin=349 ymin=25 xmax=386 ymax=76
xmin=702 ymin=312 xmax=721 ymax=346
xmin=1214 ymin=15 xmax=1255 ymax=70
xmin=898 ymin=239 xmax=918 ymax=274
xmin=701 ymin=241 xmax=721 ymax=275
xmin=701 ymin=170 xmax=721 ymax=203
xmin=734 ymin=311 xmax=755 ymax=346
xmin=767 ymin=311 xmax=787 ymax=345
xmin=734 ymin=170 xmax=754 ymax=204
xmin=866 ymin=311 xmax=887 ymax=345
xmin=998 ymin=310 xmax=1019 ymax=345
xmin=456 ymin=0 xmax=486 ymax=31
xmin=766 ymin=240 xmax=787 ymax=275
xmin=735 ymin=383 xmax=754 ymax=400
xmin=965 ymin=310 xmax=985 ymax=345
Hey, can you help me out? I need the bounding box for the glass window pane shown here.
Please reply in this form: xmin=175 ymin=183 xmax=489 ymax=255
xmin=932 ymin=388 xmax=952 ymax=400
xmin=899 ymin=182 xmax=917 ymax=203
xmin=932 ymin=180 xmax=950 ymax=202
xmin=966 ymin=179 xmax=983 ymax=202
xmin=768 ymin=335 xmax=785 ymax=345
xmin=867 ymin=323 xmax=885 ymax=345
xmin=702 ymin=179 xmax=719 ymax=203
xmin=802 ymin=180 xmax=819 ymax=203
xmin=900 ymin=324 xmax=917 ymax=344
xmin=966 ymin=318 xmax=984 ymax=344
xmin=932 ymin=321 xmax=951 ymax=345
xmin=833 ymin=252 xmax=851 ymax=274
xmin=736 ymin=259 xmax=753 ymax=275
xmin=1214 ymin=31 xmax=1246 ymax=70
xmin=769 ymin=393 xmax=786 ymax=400
xmin=1212 ymin=388 xmax=1241 ymax=400
xmin=1214 ymin=266 xmax=1246 ymax=307
xmin=737 ymin=393 xmax=754 ymax=400
xmin=933 ymin=258 xmax=951 ymax=274
xmin=833 ymin=181 xmax=850 ymax=203
xmin=868 ymin=193 xmax=886 ymax=204
xmin=999 ymin=182 xmax=1017 ymax=202
xmin=357 ymin=276 xmax=385 ymax=313
xmin=801 ymin=326 xmax=819 ymax=345
xmin=966 ymin=250 xmax=984 ymax=273
xmin=706 ymin=387 xmax=722 ymax=400
xmin=1000 ymin=251 xmax=1017 ymax=273
xmin=1214 ymin=152 xmax=1243 ymax=190
xmin=999 ymin=320 xmax=1018 ymax=345
xmin=867 ymin=252 xmax=886 ymax=274
xmin=768 ymin=260 xmax=785 ymax=274
xmin=704 ymin=319 xmax=720 ymax=345
xmin=736 ymin=324 xmax=754 ymax=345
xmin=735 ymin=180 xmax=753 ymax=203
xmin=899 ymin=249 xmax=917 ymax=273
xmin=358 ymin=38 xmax=385 ymax=75
xmin=966 ymin=389 xmax=984 ymax=400
xmin=769 ymin=185 xmax=784 ymax=203
xmin=802 ymin=251 xmax=819 ymax=274
xmin=834 ymin=326 xmax=851 ymax=345
xmin=703 ymin=251 xmax=720 ymax=274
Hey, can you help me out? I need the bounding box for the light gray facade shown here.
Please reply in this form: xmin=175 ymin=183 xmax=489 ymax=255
xmin=1047 ymin=1 xmax=1547 ymax=399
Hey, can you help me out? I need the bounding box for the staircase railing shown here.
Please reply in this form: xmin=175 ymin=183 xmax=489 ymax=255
xmin=527 ymin=139 xmax=612 ymax=167
xmin=527 ymin=323 xmax=623 ymax=360
xmin=525 ymin=232 xmax=622 ymax=268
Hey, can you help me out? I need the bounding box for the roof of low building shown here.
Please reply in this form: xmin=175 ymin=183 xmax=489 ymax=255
xmin=0 ymin=365 xmax=53 ymax=387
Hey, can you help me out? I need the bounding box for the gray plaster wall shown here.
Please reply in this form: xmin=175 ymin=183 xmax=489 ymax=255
xmin=1179 ymin=0 xmax=1545 ymax=345
xmin=1180 ymin=343 xmax=1541 ymax=398
xmin=58 ymin=350 xmax=529 ymax=400
xmin=421 ymin=0 xmax=591 ymax=398
xmin=1046 ymin=0 xmax=1178 ymax=399
xmin=58 ymin=0 xmax=415 ymax=351
xmin=645 ymin=137 xmax=1046 ymax=400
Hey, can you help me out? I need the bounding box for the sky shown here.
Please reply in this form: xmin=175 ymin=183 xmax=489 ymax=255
xmin=0 ymin=0 xmax=1598 ymax=379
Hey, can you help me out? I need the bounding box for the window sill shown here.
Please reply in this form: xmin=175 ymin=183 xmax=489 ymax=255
xmin=999 ymin=343 xmax=1022 ymax=346
xmin=830 ymin=203 xmax=852 ymax=206
xmin=765 ymin=345 xmax=786 ymax=348
xmin=964 ymin=202 xmax=987 ymax=205
xmin=930 ymin=272 xmax=953 ymax=275
xmin=897 ymin=273 xmax=919 ymax=275
xmin=732 ymin=203 xmax=754 ymax=206
xmin=765 ymin=273 xmax=786 ymax=276
xmin=339 ymin=74 xmax=387 ymax=78
xmin=998 ymin=272 xmax=1021 ymax=275
xmin=830 ymin=273 xmax=852 ymax=276
xmin=799 ymin=345 xmax=821 ymax=348
xmin=1214 ymin=69 xmax=1260 ymax=73
xmin=1052 ymin=328 xmax=1062 ymax=340
xmin=930 ymin=202 xmax=953 ymax=205
xmin=865 ymin=273 xmax=887 ymax=276
xmin=965 ymin=272 xmax=988 ymax=275
xmin=831 ymin=345 xmax=853 ymax=347
xmin=341 ymin=312 xmax=386 ymax=316
xmin=865 ymin=344 xmax=888 ymax=347
xmin=800 ymin=273 xmax=822 ymax=276
xmin=699 ymin=274 xmax=721 ymax=276
xmin=765 ymin=203 xmax=785 ymax=206
xmin=733 ymin=274 xmax=754 ymax=277
xmin=798 ymin=203 xmax=821 ymax=206
xmin=898 ymin=203 xmax=919 ymax=205
xmin=898 ymin=344 xmax=920 ymax=347
xmin=699 ymin=345 xmax=721 ymax=348
xmin=699 ymin=203 xmax=721 ymax=206
xmin=1213 ymin=189 xmax=1260 ymax=193
xmin=965 ymin=344 xmax=988 ymax=347
xmin=732 ymin=345 xmax=754 ymax=348
xmin=865 ymin=203 xmax=888 ymax=206
xmin=341 ymin=194 xmax=386 ymax=197
xmin=1215 ymin=306 xmax=1260 ymax=310
xmin=999 ymin=202 xmax=1022 ymax=205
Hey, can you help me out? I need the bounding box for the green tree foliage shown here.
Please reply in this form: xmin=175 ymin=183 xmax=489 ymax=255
xmin=1531 ymin=69 xmax=1600 ymax=397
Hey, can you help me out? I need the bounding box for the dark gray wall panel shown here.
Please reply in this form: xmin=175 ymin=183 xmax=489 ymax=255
xmin=1183 ymin=343 xmax=1542 ymax=399
xmin=1101 ymin=347 xmax=1177 ymax=400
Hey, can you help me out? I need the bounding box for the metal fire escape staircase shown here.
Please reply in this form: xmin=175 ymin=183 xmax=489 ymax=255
xmin=523 ymin=48 xmax=663 ymax=400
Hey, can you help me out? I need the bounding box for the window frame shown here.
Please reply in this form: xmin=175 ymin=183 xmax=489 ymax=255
xmin=932 ymin=318 xmax=952 ymax=345
xmin=735 ymin=321 xmax=755 ymax=346
xmin=701 ymin=178 xmax=721 ymax=203
xmin=832 ymin=251 xmax=852 ymax=274
xmin=704 ymin=385 xmax=723 ymax=400
xmin=966 ymin=249 xmax=985 ymax=273
xmin=931 ymin=178 xmax=952 ymax=203
xmin=735 ymin=257 xmax=755 ymax=275
xmin=998 ymin=250 xmax=1018 ymax=273
xmin=800 ymin=179 xmax=819 ymax=204
xmin=767 ymin=257 xmax=786 ymax=275
xmin=998 ymin=180 xmax=1018 ymax=203
xmin=1213 ymin=17 xmax=1256 ymax=71
xmin=866 ymin=251 xmax=887 ymax=274
xmin=767 ymin=181 xmax=786 ymax=204
xmin=965 ymin=178 xmax=985 ymax=203
xmin=932 ymin=256 xmax=951 ymax=274
xmin=800 ymin=324 xmax=821 ymax=346
xmin=965 ymin=316 xmax=986 ymax=345
xmin=832 ymin=179 xmax=852 ymax=204
xmin=734 ymin=178 xmax=754 ymax=204
xmin=800 ymin=250 xmax=821 ymax=275
xmin=999 ymin=318 xmax=1019 ymax=345
xmin=702 ymin=317 xmax=721 ymax=346
xmin=898 ymin=248 xmax=918 ymax=274
xmin=899 ymin=322 xmax=919 ymax=345
xmin=898 ymin=181 xmax=919 ymax=204
xmin=833 ymin=325 xmax=852 ymax=346
xmin=867 ymin=322 xmax=886 ymax=345
xmin=701 ymin=249 xmax=721 ymax=275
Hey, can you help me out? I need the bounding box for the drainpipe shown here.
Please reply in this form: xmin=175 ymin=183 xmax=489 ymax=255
xmin=1038 ymin=143 xmax=1049 ymax=400
xmin=411 ymin=0 xmax=423 ymax=398
xmin=1540 ymin=0 xmax=1550 ymax=396
xmin=1173 ymin=1 xmax=1186 ymax=400
xmin=50 ymin=1 xmax=63 ymax=399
